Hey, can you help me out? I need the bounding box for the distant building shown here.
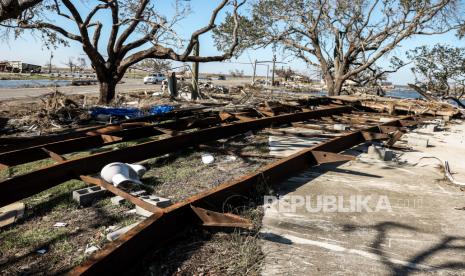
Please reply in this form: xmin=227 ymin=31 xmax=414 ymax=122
xmin=0 ymin=61 xmax=42 ymax=73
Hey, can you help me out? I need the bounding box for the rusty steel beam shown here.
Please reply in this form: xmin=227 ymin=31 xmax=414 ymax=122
xmin=0 ymin=115 xmax=224 ymax=167
xmin=80 ymin=175 xmax=163 ymax=215
xmin=0 ymin=106 xmax=351 ymax=208
xmin=0 ymin=108 xmax=215 ymax=153
xmin=69 ymin=115 xmax=419 ymax=275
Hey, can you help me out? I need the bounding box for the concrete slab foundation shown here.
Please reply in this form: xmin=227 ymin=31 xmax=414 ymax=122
xmin=261 ymin=119 xmax=465 ymax=275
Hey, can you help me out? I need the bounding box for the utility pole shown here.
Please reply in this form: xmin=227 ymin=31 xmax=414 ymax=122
xmin=49 ymin=52 xmax=54 ymax=74
xmin=252 ymin=59 xmax=257 ymax=85
xmin=271 ymin=54 xmax=276 ymax=86
xmin=191 ymin=41 xmax=200 ymax=100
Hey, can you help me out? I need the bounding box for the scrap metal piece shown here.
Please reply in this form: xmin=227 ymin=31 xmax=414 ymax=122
xmin=379 ymin=125 xmax=403 ymax=134
xmin=310 ymin=150 xmax=355 ymax=164
xmin=101 ymin=135 xmax=123 ymax=143
xmin=361 ymin=131 xmax=390 ymax=141
xmin=399 ymin=120 xmax=418 ymax=127
xmin=219 ymin=112 xmax=234 ymax=121
xmin=190 ymin=205 xmax=253 ymax=229
xmin=41 ymin=147 xmax=66 ymax=162
xmin=385 ymin=130 xmax=404 ymax=148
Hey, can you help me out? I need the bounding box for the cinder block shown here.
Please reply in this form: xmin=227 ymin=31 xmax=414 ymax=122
xmin=136 ymin=195 xmax=172 ymax=217
xmin=407 ymin=136 xmax=429 ymax=148
xmin=72 ymin=186 xmax=107 ymax=206
xmin=333 ymin=124 xmax=349 ymax=131
xmin=111 ymin=190 xmax=147 ymax=206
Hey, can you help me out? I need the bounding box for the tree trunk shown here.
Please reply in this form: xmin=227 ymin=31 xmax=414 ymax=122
xmin=333 ymin=78 xmax=344 ymax=96
xmin=326 ymin=74 xmax=345 ymax=96
xmin=99 ymin=81 xmax=116 ymax=104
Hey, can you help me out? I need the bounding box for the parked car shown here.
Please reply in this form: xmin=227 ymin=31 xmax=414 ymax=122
xmin=217 ymin=75 xmax=226 ymax=80
xmin=144 ymin=73 xmax=166 ymax=84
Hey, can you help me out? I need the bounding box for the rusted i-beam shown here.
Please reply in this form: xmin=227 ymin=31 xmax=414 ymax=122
xmin=69 ymin=115 xmax=419 ymax=275
xmin=0 ymin=107 xmax=214 ymax=153
xmin=0 ymin=115 xmax=223 ymax=167
xmin=0 ymin=106 xmax=351 ymax=208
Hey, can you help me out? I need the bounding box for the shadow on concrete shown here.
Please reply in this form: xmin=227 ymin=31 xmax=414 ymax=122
xmin=342 ymin=221 xmax=465 ymax=275
xmin=259 ymin=232 xmax=293 ymax=245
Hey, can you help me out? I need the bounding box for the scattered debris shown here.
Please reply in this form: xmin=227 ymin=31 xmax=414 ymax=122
xmin=367 ymin=145 xmax=394 ymax=161
xmin=36 ymin=249 xmax=47 ymax=255
xmin=84 ymin=245 xmax=100 ymax=254
xmin=53 ymin=222 xmax=68 ymax=227
xmin=201 ymin=154 xmax=215 ymax=164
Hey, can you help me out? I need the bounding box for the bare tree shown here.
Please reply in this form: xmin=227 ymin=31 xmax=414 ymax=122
xmin=63 ymin=57 xmax=75 ymax=73
xmin=0 ymin=0 xmax=41 ymax=21
xmin=275 ymin=67 xmax=295 ymax=81
xmin=214 ymin=0 xmax=458 ymax=96
xmin=6 ymin=0 xmax=244 ymax=103
xmin=407 ymin=44 xmax=465 ymax=106
xmin=76 ymin=57 xmax=86 ymax=71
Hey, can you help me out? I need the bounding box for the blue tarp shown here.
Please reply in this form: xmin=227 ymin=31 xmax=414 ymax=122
xmin=149 ymin=105 xmax=174 ymax=115
xmin=91 ymin=105 xmax=174 ymax=119
xmin=91 ymin=107 xmax=143 ymax=118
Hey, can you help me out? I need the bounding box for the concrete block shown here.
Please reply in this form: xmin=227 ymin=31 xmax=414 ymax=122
xmin=407 ymin=136 xmax=429 ymax=148
xmin=72 ymin=186 xmax=107 ymax=206
xmin=383 ymin=150 xmax=394 ymax=161
xmin=423 ymin=124 xmax=438 ymax=133
xmin=333 ymin=124 xmax=349 ymax=131
xmin=111 ymin=190 xmax=147 ymax=206
xmin=367 ymin=145 xmax=394 ymax=161
xmin=136 ymin=195 xmax=172 ymax=217
xmin=0 ymin=202 xmax=25 ymax=228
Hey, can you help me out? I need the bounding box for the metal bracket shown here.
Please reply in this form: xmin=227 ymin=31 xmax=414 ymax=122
xmin=41 ymin=147 xmax=66 ymax=162
xmin=101 ymin=134 xmax=123 ymax=143
xmin=385 ymin=130 xmax=404 ymax=148
xmin=379 ymin=125 xmax=403 ymax=134
xmin=190 ymin=205 xmax=253 ymax=230
xmin=311 ymin=150 xmax=355 ymax=164
xmin=399 ymin=120 xmax=417 ymax=127
xmin=361 ymin=131 xmax=389 ymax=141
xmin=219 ymin=112 xmax=234 ymax=122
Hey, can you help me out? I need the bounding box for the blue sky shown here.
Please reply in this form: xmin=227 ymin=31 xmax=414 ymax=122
xmin=1 ymin=0 xmax=464 ymax=84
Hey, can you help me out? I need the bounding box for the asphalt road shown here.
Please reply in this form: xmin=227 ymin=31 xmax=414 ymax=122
xmin=0 ymin=78 xmax=251 ymax=101
xmin=0 ymin=79 xmax=159 ymax=100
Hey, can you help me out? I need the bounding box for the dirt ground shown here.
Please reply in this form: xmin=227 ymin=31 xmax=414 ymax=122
xmin=0 ymin=128 xmax=277 ymax=274
xmin=0 ymin=81 xmax=320 ymax=274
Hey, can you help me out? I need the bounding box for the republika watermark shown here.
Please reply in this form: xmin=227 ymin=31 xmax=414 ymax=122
xmin=264 ymin=194 xmax=421 ymax=213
